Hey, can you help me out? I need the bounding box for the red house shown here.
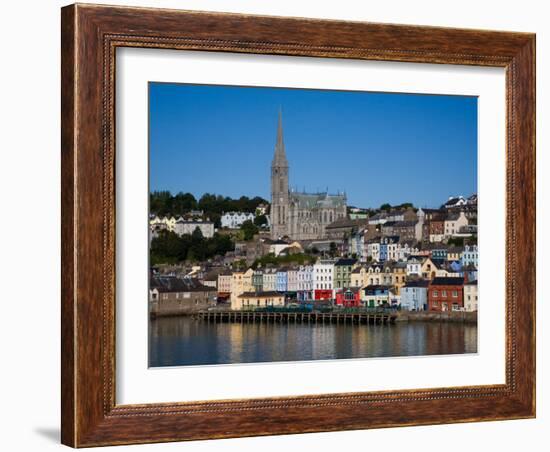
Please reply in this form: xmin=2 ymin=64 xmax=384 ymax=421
xmin=428 ymin=277 xmax=464 ymax=311
xmin=335 ymin=288 xmax=361 ymax=307
xmin=314 ymin=289 xmax=333 ymax=301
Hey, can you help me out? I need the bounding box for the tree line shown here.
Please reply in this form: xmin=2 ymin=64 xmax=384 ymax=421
xmin=150 ymin=191 xmax=269 ymax=227
xmin=150 ymin=228 xmax=234 ymax=265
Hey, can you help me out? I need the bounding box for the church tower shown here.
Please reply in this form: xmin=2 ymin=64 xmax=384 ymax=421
xmin=270 ymin=110 xmax=289 ymax=239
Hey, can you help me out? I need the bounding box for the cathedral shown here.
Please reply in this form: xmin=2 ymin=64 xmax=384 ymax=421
xmin=270 ymin=112 xmax=347 ymax=241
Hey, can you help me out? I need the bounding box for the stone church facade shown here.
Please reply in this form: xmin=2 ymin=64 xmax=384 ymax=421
xmin=270 ymin=112 xmax=347 ymax=241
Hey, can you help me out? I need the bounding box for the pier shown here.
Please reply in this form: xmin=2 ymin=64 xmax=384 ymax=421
xmin=193 ymin=310 xmax=396 ymax=325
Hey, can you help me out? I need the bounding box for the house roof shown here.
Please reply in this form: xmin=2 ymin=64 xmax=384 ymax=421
xmin=430 ymin=277 xmax=465 ymax=286
xmin=150 ymin=276 xmax=213 ymax=293
xmin=334 ymin=258 xmax=357 ymax=266
xmin=404 ymin=280 xmax=430 ymax=288
xmin=465 ymin=280 xmax=478 ymax=286
xmin=325 ymin=218 xmax=364 ymax=230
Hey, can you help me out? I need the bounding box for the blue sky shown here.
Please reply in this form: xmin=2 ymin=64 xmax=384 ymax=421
xmin=149 ymin=82 xmax=477 ymax=208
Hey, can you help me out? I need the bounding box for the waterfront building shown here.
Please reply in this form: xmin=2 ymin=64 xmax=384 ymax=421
xmin=252 ymin=269 xmax=264 ymax=292
xmin=334 ymin=258 xmax=357 ymax=289
xmin=217 ymin=271 xmax=232 ymax=295
xmin=314 ymin=288 xmax=333 ymax=301
xmin=149 ymin=276 xmax=216 ymax=315
xmin=335 ymin=288 xmax=362 ymax=307
xmin=427 ymin=277 xmax=465 ymax=311
xmin=242 ymin=268 xmax=254 ymax=292
xmin=220 ymin=211 xmax=255 ymax=229
xmin=276 ymin=268 xmax=288 ymax=292
xmin=232 ymin=291 xmax=285 ymax=310
xmin=400 ymin=280 xmax=429 ymax=311
xmin=361 ymin=285 xmax=393 ymax=308
xmin=270 ymin=111 xmax=347 ymax=240
xmin=230 ymin=271 xmax=244 ymax=307
xmin=297 ymin=265 xmax=314 ymax=301
xmin=286 ymin=266 xmax=299 ymax=294
xmin=390 ymin=261 xmax=408 ymax=294
xmin=461 ymin=244 xmax=479 ymax=267
xmin=262 ymin=268 xmax=277 ymax=292
xmin=313 ymin=259 xmax=335 ymax=292
xmin=464 ymin=280 xmax=479 ymax=312
xmin=174 ymin=218 xmax=215 ymax=238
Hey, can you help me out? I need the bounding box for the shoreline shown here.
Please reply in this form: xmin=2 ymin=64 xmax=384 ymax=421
xmin=150 ymin=310 xmax=478 ymax=324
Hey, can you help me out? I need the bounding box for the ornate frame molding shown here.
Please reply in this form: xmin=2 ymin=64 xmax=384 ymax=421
xmin=62 ymin=4 xmax=535 ymax=447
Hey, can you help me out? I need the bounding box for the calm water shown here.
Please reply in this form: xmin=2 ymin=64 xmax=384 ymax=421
xmin=149 ymin=316 xmax=477 ymax=367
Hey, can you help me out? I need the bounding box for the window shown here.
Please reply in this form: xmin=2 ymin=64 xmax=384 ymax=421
xmin=441 ymin=290 xmax=447 ymax=297
xmin=433 ymin=290 xmax=438 ymax=297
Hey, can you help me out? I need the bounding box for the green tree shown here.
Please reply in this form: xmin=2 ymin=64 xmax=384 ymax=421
xmin=240 ymin=220 xmax=259 ymax=241
xmin=253 ymin=214 xmax=268 ymax=227
xmin=447 ymin=236 xmax=464 ymax=247
xmin=380 ymin=203 xmax=391 ymax=211
xmin=329 ymin=242 xmax=338 ymax=257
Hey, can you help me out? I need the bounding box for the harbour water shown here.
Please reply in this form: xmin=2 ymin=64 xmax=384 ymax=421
xmin=149 ymin=316 xmax=477 ymax=367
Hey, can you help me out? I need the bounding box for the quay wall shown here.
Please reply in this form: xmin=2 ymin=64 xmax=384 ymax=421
xmin=396 ymin=311 xmax=477 ymax=324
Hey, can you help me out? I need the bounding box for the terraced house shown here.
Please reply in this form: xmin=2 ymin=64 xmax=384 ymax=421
xmin=334 ymin=258 xmax=357 ymax=289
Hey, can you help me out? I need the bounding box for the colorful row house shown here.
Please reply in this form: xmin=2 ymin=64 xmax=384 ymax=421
xmin=334 ymin=288 xmax=362 ymax=307
xmin=427 ymin=277 xmax=464 ymax=312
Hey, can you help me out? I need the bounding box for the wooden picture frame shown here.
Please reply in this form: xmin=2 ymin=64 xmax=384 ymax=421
xmin=61 ymin=3 xmax=535 ymax=447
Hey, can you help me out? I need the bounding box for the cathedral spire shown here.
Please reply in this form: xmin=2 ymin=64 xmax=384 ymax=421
xmin=272 ymin=108 xmax=288 ymax=167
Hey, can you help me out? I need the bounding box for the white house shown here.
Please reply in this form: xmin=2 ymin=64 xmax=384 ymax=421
xmin=461 ymin=244 xmax=479 ymax=268
xmin=366 ymin=241 xmax=380 ymax=262
xmin=313 ymin=259 xmax=335 ymax=291
xmin=174 ymin=218 xmax=215 ymax=238
xmin=297 ymin=265 xmax=314 ymax=300
xmin=406 ymin=256 xmax=423 ymax=276
xmin=444 ymin=211 xmax=468 ymax=237
xmin=397 ymin=242 xmax=419 ymax=261
xmin=400 ymin=280 xmax=429 ymax=311
xmin=444 ymin=196 xmax=467 ymax=209
xmin=262 ymin=268 xmax=277 ymax=292
xmin=221 ymin=211 xmax=255 ymax=229
xmin=464 ymin=280 xmax=478 ymax=311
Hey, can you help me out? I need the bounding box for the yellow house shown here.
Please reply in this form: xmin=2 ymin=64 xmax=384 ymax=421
xmin=447 ymin=247 xmax=461 ymax=262
xmin=351 ymin=266 xmax=367 ymax=288
xmin=232 ymin=291 xmax=285 ymax=310
xmin=390 ymin=262 xmax=407 ymax=294
xmin=149 ymin=215 xmax=177 ymax=232
xmin=242 ymin=268 xmax=254 ymax=292
xmin=230 ymin=269 xmax=255 ymax=307
xmin=420 ymin=257 xmax=437 ymax=280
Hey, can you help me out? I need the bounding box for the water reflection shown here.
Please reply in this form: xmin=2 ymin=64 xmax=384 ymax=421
xmin=149 ymin=317 xmax=477 ymax=367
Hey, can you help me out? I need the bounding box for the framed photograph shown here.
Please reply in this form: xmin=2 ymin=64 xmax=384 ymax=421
xmin=61 ymin=3 xmax=536 ymax=447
